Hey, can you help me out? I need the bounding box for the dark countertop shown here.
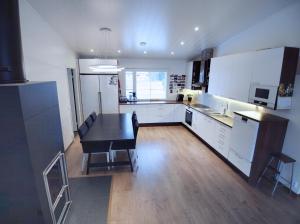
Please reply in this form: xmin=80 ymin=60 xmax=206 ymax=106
xmin=119 ymin=100 xmax=185 ymax=105
xmin=187 ymin=104 xmax=234 ymax=128
xmin=234 ymin=111 xmax=289 ymax=123
xmin=120 ymin=100 xmax=233 ymax=128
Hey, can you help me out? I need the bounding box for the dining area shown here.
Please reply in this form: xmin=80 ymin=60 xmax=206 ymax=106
xmin=77 ymin=112 xmax=139 ymax=174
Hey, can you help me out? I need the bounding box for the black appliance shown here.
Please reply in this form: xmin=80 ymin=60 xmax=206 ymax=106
xmin=191 ymin=59 xmax=211 ymax=91
xmin=185 ymin=109 xmax=193 ymax=126
xmin=176 ymin=94 xmax=184 ymax=102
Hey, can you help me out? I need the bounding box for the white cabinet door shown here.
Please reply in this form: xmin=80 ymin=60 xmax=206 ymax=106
xmin=153 ymin=104 xmax=175 ymax=123
xmin=214 ymin=123 xmax=232 ymax=158
xmin=230 ymin=115 xmax=259 ymax=162
xmin=186 ymin=61 xmax=193 ymax=89
xmin=251 ymin=47 xmax=284 ymax=86
xmin=209 ymin=56 xmax=232 ymax=97
xmin=228 ymin=150 xmax=252 ymax=176
xmin=226 ymin=52 xmax=253 ymax=102
xmin=173 ymin=104 xmax=186 ymax=122
xmin=202 ymin=116 xmax=216 ymax=146
xmin=80 ymin=75 xmax=100 ymax=120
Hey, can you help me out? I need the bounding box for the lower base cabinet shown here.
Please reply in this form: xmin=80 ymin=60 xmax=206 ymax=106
xmin=228 ymin=149 xmax=252 ymax=177
xmin=119 ymin=104 xmax=186 ymax=123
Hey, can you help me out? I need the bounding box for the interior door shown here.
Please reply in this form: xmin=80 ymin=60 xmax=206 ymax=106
xmin=80 ymin=75 xmax=100 ymax=120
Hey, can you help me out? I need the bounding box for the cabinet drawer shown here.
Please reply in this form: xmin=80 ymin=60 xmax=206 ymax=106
xmin=228 ymin=149 xmax=252 ymax=177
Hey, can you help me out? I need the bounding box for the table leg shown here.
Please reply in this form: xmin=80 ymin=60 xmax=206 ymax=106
xmin=126 ymin=149 xmax=133 ymax=172
xmin=86 ymin=153 xmax=91 ymax=175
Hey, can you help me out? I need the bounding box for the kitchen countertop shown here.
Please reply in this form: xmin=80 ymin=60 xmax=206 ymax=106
xmin=186 ymin=103 xmax=234 ymax=128
xmin=234 ymin=111 xmax=289 ymax=123
xmin=119 ymin=100 xmax=184 ymax=105
xmin=120 ymin=100 xmax=234 ymax=128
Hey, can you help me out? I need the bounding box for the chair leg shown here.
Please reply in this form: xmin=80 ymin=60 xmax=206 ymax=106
xmin=290 ymin=163 xmax=295 ymax=193
xmin=86 ymin=153 xmax=91 ymax=175
xmin=272 ymin=161 xmax=282 ymax=196
xmin=126 ymin=149 xmax=133 ymax=172
xmin=257 ymin=157 xmax=274 ymax=186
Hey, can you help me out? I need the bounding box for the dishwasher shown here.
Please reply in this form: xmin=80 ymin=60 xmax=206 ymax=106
xmin=228 ymin=114 xmax=259 ymax=176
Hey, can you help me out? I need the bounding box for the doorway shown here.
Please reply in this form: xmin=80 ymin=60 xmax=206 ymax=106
xmin=67 ymin=68 xmax=79 ymax=132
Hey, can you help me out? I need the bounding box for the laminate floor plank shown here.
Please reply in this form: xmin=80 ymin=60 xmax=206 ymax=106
xmin=66 ymin=126 xmax=300 ymax=224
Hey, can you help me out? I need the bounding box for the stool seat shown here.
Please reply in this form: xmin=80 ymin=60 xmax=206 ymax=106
xmin=271 ymin=152 xmax=296 ymax=163
xmin=257 ymin=152 xmax=296 ymax=196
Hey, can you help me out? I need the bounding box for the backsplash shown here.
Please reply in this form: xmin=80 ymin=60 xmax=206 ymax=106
xmin=194 ymin=91 xmax=266 ymax=116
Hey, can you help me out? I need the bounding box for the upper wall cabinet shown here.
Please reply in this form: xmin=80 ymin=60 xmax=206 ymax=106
xmin=209 ymin=52 xmax=254 ymax=102
xmin=251 ymin=48 xmax=284 ymax=86
xmin=208 ymin=47 xmax=299 ymax=109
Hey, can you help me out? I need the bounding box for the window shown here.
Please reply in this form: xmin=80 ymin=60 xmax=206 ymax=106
xmin=125 ymin=70 xmax=167 ymax=100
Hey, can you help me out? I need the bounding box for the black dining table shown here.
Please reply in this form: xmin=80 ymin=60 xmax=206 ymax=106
xmin=80 ymin=113 xmax=135 ymax=174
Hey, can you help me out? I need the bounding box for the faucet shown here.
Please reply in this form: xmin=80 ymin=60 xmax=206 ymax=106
xmin=223 ymin=102 xmax=228 ymax=115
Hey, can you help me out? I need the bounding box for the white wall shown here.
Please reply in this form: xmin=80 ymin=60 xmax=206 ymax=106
xmin=118 ymin=58 xmax=187 ymax=100
xmin=19 ymin=0 xmax=78 ymax=149
xmin=206 ymin=1 xmax=300 ymax=193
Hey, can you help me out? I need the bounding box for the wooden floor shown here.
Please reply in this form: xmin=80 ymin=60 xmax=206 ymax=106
xmin=66 ymin=125 xmax=300 ymax=224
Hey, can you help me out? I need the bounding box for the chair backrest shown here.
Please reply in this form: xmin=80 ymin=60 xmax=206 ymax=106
xmin=78 ymin=122 xmax=89 ymax=139
xmin=132 ymin=111 xmax=137 ymax=122
xmin=90 ymin=112 xmax=97 ymax=121
xmin=85 ymin=116 xmax=94 ymax=128
xmin=133 ymin=119 xmax=139 ymax=139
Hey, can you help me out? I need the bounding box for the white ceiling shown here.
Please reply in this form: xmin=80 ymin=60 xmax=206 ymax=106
xmin=26 ymin=0 xmax=296 ymax=60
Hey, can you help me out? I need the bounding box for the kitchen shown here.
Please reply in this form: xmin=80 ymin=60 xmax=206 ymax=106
xmin=1 ymin=0 xmax=300 ymax=223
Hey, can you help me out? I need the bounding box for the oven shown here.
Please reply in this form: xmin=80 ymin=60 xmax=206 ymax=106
xmin=248 ymin=83 xmax=278 ymax=109
xmin=185 ymin=109 xmax=193 ymax=126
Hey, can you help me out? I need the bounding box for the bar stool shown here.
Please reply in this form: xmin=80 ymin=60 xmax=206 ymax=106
xmin=257 ymin=152 xmax=296 ymax=196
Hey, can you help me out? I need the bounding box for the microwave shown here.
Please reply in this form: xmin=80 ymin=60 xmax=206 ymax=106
xmin=248 ymin=84 xmax=278 ymax=109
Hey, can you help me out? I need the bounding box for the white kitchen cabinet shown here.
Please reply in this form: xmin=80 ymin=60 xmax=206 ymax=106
xmin=214 ymin=122 xmax=232 ymax=158
xmin=209 ymin=52 xmax=253 ymax=102
xmin=119 ymin=104 xmax=178 ymax=123
xmin=251 ymin=48 xmax=284 ymax=86
xmin=201 ymin=116 xmax=216 ymax=146
xmin=173 ymin=104 xmax=186 ymax=122
xmin=228 ymin=114 xmax=259 ymax=176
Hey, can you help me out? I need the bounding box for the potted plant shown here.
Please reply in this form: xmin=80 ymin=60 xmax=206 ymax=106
xmin=187 ymin=94 xmax=193 ymax=102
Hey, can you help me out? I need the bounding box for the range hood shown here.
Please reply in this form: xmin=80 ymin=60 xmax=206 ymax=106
xmin=79 ymin=59 xmax=124 ymax=74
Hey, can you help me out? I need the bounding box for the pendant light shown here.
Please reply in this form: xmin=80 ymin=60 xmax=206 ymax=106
xmin=89 ymin=27 xmax=124 ymax=73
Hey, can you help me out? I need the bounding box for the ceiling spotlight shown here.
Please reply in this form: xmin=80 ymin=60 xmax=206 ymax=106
xmin=140 ymin=42 xmax=147 ymax=46
xmin=194 ymin=26 xmax=199 ymax=31
xmin=143 ymin=51 xmax=147 ymax=54
xmin=117 ymin=50 xmax=121 ymax=53
xmin=171 ymin=51 xmax=175 ymax=55
xmin=90 ymin=49 xmax=94 ymax=52
xmin=180 ymin=41 xmax=185 ymax=46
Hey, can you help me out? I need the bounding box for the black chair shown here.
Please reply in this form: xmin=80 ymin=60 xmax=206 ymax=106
xmin=132 ymin=111 xmax=137 ymax=123
xmin=85 ymin=116 xmax=94 ymax=128
xmin=111 ymin=112 xmax=139 ymax=171
xmin=78 ymin=122 xmax=89 ymax=139
xmin=90 ymin=112 xmax=97 ymax=121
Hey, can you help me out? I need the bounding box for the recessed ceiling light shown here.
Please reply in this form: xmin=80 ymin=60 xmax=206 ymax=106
xmin=180 ymin=41 xmax=185 ymax=46
xmin=171 ymin=51 xmax=175 ymax=55
xmin=194 ymin=26 xmax=199 ymax=31
xmin=143 ymin=51 xmax=147 ymax=54
xmin=117 ymin=50 xmax=121 ymax=53
xmin=90 ymin=49 xmax=94 ymax=52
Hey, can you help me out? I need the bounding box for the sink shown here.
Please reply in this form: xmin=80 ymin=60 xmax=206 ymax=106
xmin=211 ymin=114 xmax=230 ymax=118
